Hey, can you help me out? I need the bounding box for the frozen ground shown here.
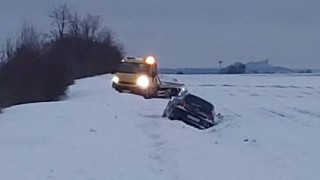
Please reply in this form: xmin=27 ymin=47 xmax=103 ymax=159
xmin=1 ymin=73 xmax=320 ymax=180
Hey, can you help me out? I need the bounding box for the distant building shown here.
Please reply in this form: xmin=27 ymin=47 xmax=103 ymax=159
xmin=159 ymin=58 xmax=304 ymax=74
xmin=246 ymin=58 xmax=295 ymax=74
xmin=246 ymin=58 xmax=269 ymax=70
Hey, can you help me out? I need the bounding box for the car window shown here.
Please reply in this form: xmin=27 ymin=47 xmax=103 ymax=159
xmin=184 ymin=94 xmax=213 ymax=112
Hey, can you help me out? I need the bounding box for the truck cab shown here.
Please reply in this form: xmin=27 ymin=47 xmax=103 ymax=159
xmin=111 ymin=56 xmax=183 ymax=98
xmin=112 ymin=56 xmax=160 ymax=98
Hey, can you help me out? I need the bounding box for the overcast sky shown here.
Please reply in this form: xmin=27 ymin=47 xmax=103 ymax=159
xmin=0 ymin=0 xmax=319 ymax=69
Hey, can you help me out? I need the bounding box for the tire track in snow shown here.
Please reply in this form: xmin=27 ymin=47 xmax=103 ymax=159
xmin=258 ymin=107 xmax=312 ymax=127
xmin=138 ymin=113 xmax=180 ymax=180
xmin=293 ymin=108 xmax=320 ymax=119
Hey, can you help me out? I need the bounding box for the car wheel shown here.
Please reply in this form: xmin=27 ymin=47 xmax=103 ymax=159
xmin=161 ymin=111 xmax=166 ymax=118
xmin=168 ymin=112 xmax=175 ymax=120
xmin=168 ymin=108 xmax=175 ymax=120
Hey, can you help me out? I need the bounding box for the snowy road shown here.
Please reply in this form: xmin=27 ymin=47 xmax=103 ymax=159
xmin=1 ymin=74 xmax=320 ymax=180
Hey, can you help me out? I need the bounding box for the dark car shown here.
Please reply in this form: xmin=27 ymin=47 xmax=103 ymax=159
xmin=162 ymin=91 xmax=215 ymax=129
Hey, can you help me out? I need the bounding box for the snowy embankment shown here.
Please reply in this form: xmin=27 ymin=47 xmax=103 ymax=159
xmin=1 ymin=74 xmax=320 ymax=180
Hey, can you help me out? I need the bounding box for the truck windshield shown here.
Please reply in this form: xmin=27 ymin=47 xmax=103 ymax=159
xmin=117 ymin=63 xmax=149 ymax=74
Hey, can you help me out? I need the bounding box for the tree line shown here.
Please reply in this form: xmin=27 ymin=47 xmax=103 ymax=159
xmin=221 ymin=62 xmax=246 ymax=74
xmin=0 ymin=3 xmax=124 ymax=110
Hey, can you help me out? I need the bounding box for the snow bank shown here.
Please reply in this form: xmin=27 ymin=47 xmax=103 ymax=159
xmin=1 ymin=74 xmax=320 ymax=180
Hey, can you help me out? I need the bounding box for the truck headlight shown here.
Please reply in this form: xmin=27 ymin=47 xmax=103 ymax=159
xmin=136 ymin=75 xmax=149 ymax=89
xmin=112 ymin=76 xmax=119 ymax=84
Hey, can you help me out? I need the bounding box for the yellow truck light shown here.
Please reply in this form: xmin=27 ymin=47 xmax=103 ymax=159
xmin=112 ymin=76 xmax=119 ymax=84
xmin=145 ymin=56 xmax=155 ymax=65
xmin=136 ymin=75 xmax=149 ymax=89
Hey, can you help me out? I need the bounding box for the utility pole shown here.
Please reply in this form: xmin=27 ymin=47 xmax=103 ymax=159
xmin=218 ymin=60 xmax=223 ymax=74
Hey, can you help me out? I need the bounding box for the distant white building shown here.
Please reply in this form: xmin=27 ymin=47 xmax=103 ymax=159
xmin=246 ymin=58 xmax=269 ymax=69
xmin=246 ymin=58 xmax=294 ymax=73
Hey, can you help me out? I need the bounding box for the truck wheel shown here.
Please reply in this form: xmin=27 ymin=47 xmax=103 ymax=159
xmin=144 ymin=88 xmax=156 ymax=99
xmin=165 ymin=89 xmax=171 ymax=98
xmin=144 ymin=94 xmax=151 ymax=99
xmin=143 ymin=90 xmax=152 ymax=99
xmin=115 ymin=87 xmax=123 ymax=93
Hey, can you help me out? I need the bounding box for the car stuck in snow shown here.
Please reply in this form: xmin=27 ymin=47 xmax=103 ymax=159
xmin=162 ymin=91 xmax=215 ymax=130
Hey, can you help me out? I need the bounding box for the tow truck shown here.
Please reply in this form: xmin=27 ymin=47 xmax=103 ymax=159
xmin=111 ymin=56 xmax=184 ymax=98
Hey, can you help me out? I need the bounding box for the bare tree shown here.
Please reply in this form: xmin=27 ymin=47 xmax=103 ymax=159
xmin=5 ymin=39 xmax=15 ymax=59
xmin=0 ymin=45 xmax=6 ymax=62
xmin=68 ymin=12 xmax=80 ymax=36
xmin=97 ymin=27 xmax=114 ymax=44
xmin=97 ymin=27 xmax=125 ymax=54
xmin=1 ymin=39 xmax=15 ymax=62
xmin=16 ymin=23 xmax=42 ymax=51
xmin=80 ymin=14 xmax=102 ymax=40
xmin=49 ymin=3 xmax=71 ymax=39
xmin=0 ymin=49 xmax=4 ymax=63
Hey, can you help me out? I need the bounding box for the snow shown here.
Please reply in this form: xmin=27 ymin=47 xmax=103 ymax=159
xmin=1 ymin=73 xmax=320 ymax=180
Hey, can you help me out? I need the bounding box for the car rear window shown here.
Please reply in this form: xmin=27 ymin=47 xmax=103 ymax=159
xmin=184 ymin=94 xmax=213 ymax=112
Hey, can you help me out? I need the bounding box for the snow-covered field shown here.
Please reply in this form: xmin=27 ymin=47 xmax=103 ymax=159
xmin=1 ymin=73 xmax=320 ymax=180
